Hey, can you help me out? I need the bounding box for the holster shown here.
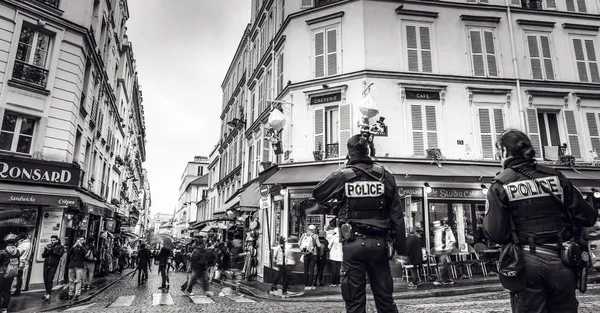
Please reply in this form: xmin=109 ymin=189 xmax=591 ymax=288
xmin=560 ymin=241 xmax=583 ymax=269
xmin=386 ymin=237 xmax=395 ymax=260
xmin=340 ymin=223 xmax=355 ymax=243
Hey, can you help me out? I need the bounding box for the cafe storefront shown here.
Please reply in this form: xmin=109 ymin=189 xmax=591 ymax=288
xmin=0 ymin=155 xmax=113 ymax=291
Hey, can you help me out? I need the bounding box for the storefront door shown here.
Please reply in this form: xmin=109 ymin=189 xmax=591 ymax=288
xmin=428 ymin=201 xmax=486 ymax=253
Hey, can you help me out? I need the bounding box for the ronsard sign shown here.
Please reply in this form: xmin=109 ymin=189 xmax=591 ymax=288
xmin=0 ymin=156 xmax=81 ymax=187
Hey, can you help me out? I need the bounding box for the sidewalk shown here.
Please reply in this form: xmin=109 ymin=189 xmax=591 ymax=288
xmin=216 ymin=272 xmax=600 ymax=302
xmin=10 ymin=269 xmax=135 ymax=313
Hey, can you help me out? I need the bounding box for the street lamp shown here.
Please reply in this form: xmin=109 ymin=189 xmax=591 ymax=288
xmin=593 ymin=188 xmax=600 ymax=199
xmin=357 ymin=82 xmax=386 ymax=157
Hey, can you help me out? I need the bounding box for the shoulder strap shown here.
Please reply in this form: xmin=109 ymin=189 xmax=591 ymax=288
xmin=340 ymin=168 xmax=356 ymax=181
xmin=493 ymin=169 xmax=519 ymax=185
xmin=347 ymin=165 xmax=384 ymax=182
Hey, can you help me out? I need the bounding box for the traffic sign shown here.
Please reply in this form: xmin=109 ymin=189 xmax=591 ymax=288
xmin=260 ymin=185 xmax=270 ymax=197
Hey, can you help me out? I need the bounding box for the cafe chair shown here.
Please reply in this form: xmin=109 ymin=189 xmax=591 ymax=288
xmin=463 ymin=244 xmax=489 ymax=277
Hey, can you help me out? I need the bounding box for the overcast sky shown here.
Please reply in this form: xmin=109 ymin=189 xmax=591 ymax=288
xmin=126 ymin=0 xmax=251 ymax=215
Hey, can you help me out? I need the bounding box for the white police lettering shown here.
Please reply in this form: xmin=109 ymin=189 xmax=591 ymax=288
xmin=345 ymin=181 xmax=384 ymax=198
xmin=503 ymin=176 xmax=563 ymax=201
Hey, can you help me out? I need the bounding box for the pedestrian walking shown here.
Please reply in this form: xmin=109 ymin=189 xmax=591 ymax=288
xmin=205 ymin=243 xmax=217 ymax=283
xmin=327 ymin=226 xmax=343 ymax=287
xmin=12 ymin=233 xmax=32 ymax=296
xmin=156 ymin=246 xmax=171 ymax=290
xmin=82 ymin=238 xmax=97 ymax=291
xmin=41 ymin=235 xmax=65 ymax=301
xmin=270 ymin=236 xmax=296 ymax=297
xmin=0 ymin=234 xmax=20 ymax=313
xmin=183 ymin=240 xmax=210 ymax=296
xmin=67 ymin=237 xmax=87 ymax=301
xmin=313 ymin=134 xmax=406 ymax=313
xmin=483 ymin=129 xmax=598 ymax=313
xmin=314 ymin=230 xmax=329 ymax=286
xmin=404 ymin=229 xmax=424 ymax=289
xmin=136 ymin=244 xmax=151 ymax=285
xmin=433 ymin=220 xmax=456 ymax=286
xmin=299 ymin=225 xmax=321 ymax=290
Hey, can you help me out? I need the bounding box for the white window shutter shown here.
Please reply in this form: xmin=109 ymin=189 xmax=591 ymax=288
xmin=586 ymin=112 xmax=600 ymax=151
xmin=301 ymin=0 xmax=314 ymax=8
xmin=484 ymin=31 xmax=497 ymax=77
xmin=526 ymin=108 xmax=543 ymax=158
xmin=326 ymin=28 xmax=338 ymax=76
xmin=314 ymin=108 xmax=324 ymax=151
xmin=425 ymin=106 xmax=438 ymax=149
xmin=564 ymin=111 xmax=581 ymax=158
xmin=277 ymin=53 xmax=284 ymax=94
xmin=577 ymin=0 xmax=587 ymax=11
xmin=545 ymin=0 xmax=556 ymax=8
xmin=573 ymin=39 xmax=588 ymax=82
xmin=566 ymin=0 xmax=576 ymax=11
xmin=466 ymin=0 xmax=477 ymax=2
xmin=419 ymin=27 xmax=432 ymax=73
xmin=406 ymin=26 xmax=419 ymax=72
xmin=527 ymin=35 xmax=543 ymax=80
xmin=584 ymin=40 xmax=600 ymax=82
xmin=411 ymin=105 xmax=424 ymax=156
xmin=493 ymin=108 xmax=505 ymax=140
xmin=339 ymin=102 xmax=352 ymax=157
xmin=263 ymin=138 xmax=270 ymax=162
xmin=511 ymin=0 xmax=521 ymax=5
xmin=478 ymin=108 xmax=494 ymax=158
xmin=469 ymin=30 xmax=485 ymax=77
xmin=539 ymin=36 xmax=554 ymax=80
xmin=315 ymin=31 xmax=325 ymax=78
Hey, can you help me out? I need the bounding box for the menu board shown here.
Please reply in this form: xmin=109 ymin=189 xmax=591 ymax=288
xmin=36 ymin=209 xmax=63 ymax=262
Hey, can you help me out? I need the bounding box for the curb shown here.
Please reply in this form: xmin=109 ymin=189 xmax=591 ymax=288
xmin=37 ymin=270 xmax=136 ymax=312
xmin=220 ymin=274 xmax=600 ymax=302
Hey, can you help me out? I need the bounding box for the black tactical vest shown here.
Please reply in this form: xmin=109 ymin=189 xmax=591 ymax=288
xmin=338 ymin=164 xmax=387 ymax=220
xmin=494 ymin=165 xmax=572 ymax=248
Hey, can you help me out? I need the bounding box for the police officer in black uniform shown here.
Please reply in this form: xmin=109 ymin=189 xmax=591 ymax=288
xmin=313 ymin=134 xmax=405 ymax=313
xmin=483 ymin=129 xmax=598 ymax=313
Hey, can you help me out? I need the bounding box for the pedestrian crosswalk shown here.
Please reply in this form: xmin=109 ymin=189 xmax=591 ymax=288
xmin=62 ymin=292 xmax=256 ymax=311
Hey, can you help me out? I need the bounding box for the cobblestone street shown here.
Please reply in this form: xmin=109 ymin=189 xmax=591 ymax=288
xmin=43 ymin=269 xmax=600 ymax=313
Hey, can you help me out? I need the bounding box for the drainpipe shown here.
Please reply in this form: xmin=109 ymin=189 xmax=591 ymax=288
xmin=506 ymin=0 xmax=528 ymax=129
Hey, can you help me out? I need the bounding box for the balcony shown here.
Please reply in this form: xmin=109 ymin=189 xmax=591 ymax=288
xmin=12 ymin=60 xmax=49 ymax=88
xmin=521 ymin=0 xmax=543 ymax=9
xmin=315 ymin=0 xmax=343 ymax=7
xmin=34 ymin=0 xmax=60 ymax=9
xmin=325 ymin=143 xmax=339 ymax=159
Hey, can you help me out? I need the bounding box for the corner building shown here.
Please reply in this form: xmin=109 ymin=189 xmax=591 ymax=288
xmin=212 ymin=0 xmax=600 ymax=283
xmin=0 ymin=0 xmax=148 ymax=291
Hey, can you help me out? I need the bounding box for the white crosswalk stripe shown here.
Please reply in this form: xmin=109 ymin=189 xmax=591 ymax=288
xmin=152 ymin=293 xmax=174 ymax=305
xmin=108 ymin=295 xmax=136 ymax=307
xmin=190 ymin=295 xmax=215 ymax=304
xmin=64 ymin=302 xmax=96 ymax=311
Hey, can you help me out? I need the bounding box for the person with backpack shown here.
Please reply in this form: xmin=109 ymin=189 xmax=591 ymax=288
xmin=299 ymin=225 xmax=321 ymax=290
xmin=314 ymin=230 xmax=330 ymax=287
xmin=82 ymin=238 xmax=97 ymax=291
xmin=67 ymin=237 xmax=87 ymax=301
xmin=41 ymin=235 xmax=65 ymax=301
xmin=0 ymin=234 xmax=20 ymax=313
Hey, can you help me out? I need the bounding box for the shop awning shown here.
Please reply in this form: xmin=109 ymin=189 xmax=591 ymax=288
xmin=0 ymin=183 xmax=79 ymax=206
xmin=78 ymin=192 xmax=113 ymax=217
xmin=213 ymin=197 xmax=240 ymax=215
xmin=263 ymin=163 xmax=343 ymax=185
xmin=239 ymin=181 xmax=260 ymax=211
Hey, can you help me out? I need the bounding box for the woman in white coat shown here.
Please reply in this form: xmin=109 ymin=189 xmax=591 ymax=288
xmin=327 ymin=226 xmax=343 ymax=286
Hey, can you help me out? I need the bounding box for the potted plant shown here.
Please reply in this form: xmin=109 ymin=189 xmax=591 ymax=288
xmin=313 ymin=142 xmax=324 ymax=161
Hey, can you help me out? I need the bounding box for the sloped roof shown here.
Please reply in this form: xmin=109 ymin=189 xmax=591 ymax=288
xmin=189 ymin=174 xmax=209 ymax=186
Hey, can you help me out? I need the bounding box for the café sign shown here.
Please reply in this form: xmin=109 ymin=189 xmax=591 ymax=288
xmin=310 ymin=92 xmax=342 ymax=105
xmin=0 ymin=192 xmax=78 ymax=206
xmin=429 ymin=188 xmax=486 ymax=200
xmin=398 ymin=187 xmax=423 ymax=198
xmin=0 ymin=157 xmax=81 ymax=187
xmin=405 ymin=90 xmax=440 ymax=101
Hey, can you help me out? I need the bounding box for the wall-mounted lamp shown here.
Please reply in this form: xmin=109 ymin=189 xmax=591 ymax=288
xmin=481 ymin=184 xmax=489 ymax=196
xmin=424 ymin=183 xmax=432 ymax=194
xmin=280 ymin=188 xmax=288 ymax=196
xmin=227 ymin=118 xmax=246 ymax=128
xmin=593 ymin=188 xmax=600 ymax=199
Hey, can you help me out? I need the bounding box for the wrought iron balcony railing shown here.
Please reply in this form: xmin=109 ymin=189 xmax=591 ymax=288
xmin=325 ymin=143 xmax=339 ymax=159
xmin=12 ymin=60 xmax=49 ymax=88
xmin=34 ymin=0 xmax=60 ymax=9
xmin=521 ymin=0 xmax=543 ymax=9
xmin=315 ymin=0 xmax=343 ymax=7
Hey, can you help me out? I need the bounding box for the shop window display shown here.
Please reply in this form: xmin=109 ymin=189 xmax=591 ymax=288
xmin=0 ymin=207 xmax=38 ymax=248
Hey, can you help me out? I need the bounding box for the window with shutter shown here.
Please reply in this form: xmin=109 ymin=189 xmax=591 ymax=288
xmin=339 ymin=102 xmax=351 ymax=157
xmin=405 ymin=24 xmax=433 ymax=73
xmin=586 ymin=112 xmax=600 ymax=151
xmin=263 ymin=138 xmax=270 ymax=163
xmin=255 ymin=138 xmax=262 ymax=176
xmin=526 ymin=108 xmax=543 ymax=158
xmin=276 ymin=52 xmax=284 ymax=95
xmin=468 ymin=29 xmax=498 ymax=77
xmin=266 ymin=68 xmax=272 ymax=104
xmin=258 ymin=80 xmax=264 ymax=114
xmin=564 ymin=111 xmax=581 ymax=158
xmin=313 ymin=27 xmax=339 ymax=78
xmin=247 ymin=143 xmax=254 ymax=181
xmin=314 ymin=108 xmax=324 ymax=152
xmin=478 ymin=108 xmax=494 ymax=159
xmin=410 ymin=104 xmax=438 ymax=156
xmin=250 ymin=91 xmax=256 ymax=123
xmin=566 ymin=0 xmax=588 ymax=11
xmin=572 ymin=38 xmax=600 ymax=83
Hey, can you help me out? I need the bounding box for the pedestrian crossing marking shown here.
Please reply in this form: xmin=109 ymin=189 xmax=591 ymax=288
xmin=227 ymin=295 xmax=255 ymax=303
xmin=152 ymin=293 xmax=174 ymax=306
xmin=408 ymin=299 xmax=509 ymax=308
xmin=190 ymin=295 xmax=215 ymax=304
xmin=108 ymin=295 xmax=136 ymax=307
xmin=65 ymin=302 xmax=96 ymax=311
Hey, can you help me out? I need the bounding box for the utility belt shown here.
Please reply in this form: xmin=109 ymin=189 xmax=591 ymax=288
xmin=339 ymin=222 xmax=395 ymax=260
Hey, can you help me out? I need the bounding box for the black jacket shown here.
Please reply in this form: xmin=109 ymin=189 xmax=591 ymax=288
xmin=404 ymin=235 xmax=423 ymax=266
xmin=156 ymin=247 xmax=171 ymax=266
xmin=67 ymin=244 xmax=87 ymax=269
xmin=483 ymin=158 xmax=598 ymax=245
xmin=313 ymin=156 xmax=406 ymax=254
xmin=190 ymin=247 xmax=208 ymax=270
xmin=42 ymin=242 xmax=65 ymax=267
xmin=137 ymin=248 xmax=151 ymax=269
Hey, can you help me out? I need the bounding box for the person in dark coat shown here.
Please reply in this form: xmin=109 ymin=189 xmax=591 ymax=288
xmin=156 ymin=247 xmax=171 ymax=289
xmin=0 ymin=234 xmax=20 ymax=313
xmin=67 ymin=237 xmax=87 ymax=300
xmin=404 ymin=229 xmax=424 ymax=289
xmin=41 ymin=235 xmax=65 ymax=301
xmin=136 ymin=244 xmax=151 ymax=285
xmin=183 ymin=240 xmax=209 ymax=296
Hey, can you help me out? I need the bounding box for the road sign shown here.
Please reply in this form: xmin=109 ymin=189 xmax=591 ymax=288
xmin=260 ymin=185 xmax=270 ymax=197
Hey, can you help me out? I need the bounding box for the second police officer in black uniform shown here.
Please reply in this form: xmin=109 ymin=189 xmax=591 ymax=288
xmin=313 ymin=134 xmax=406 ymax=313
xmin=483 ymin=129 xmax=598 ymax=313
